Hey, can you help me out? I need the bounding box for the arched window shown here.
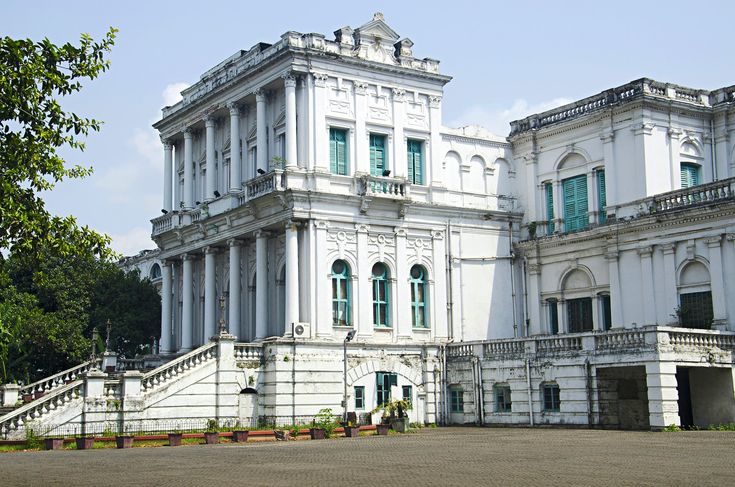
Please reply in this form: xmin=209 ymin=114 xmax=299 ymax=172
xmin=371 ymin=263 xmax=390 ymax=327
xmin=678 ymin=261 xmax=713 ymax=329
xmin=409 ymin=265 xmax=428 ymax=328
xmin=331 ymin=260 xmax=351 ymax=326
xmin=149 ymin=263 xmax=162 ymax=280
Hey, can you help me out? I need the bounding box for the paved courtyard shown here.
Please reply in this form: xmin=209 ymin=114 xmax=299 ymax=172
xmin=1 ymin=427 xmax=734 ymax=486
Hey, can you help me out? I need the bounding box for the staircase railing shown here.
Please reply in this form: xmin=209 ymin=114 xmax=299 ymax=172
xmin=0 ymin=380 xmax=83 ymax=439
xmin=19 ymin=359 xmax=100 ymax=400
xmin=141 ymin=342 xmax=218 ymax=394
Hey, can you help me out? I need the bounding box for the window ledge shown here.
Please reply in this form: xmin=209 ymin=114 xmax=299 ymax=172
xmin=412 ymin=327 xmax=431 ymax=332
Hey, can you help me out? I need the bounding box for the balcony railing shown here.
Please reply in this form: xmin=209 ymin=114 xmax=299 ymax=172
xmin=357 ymin=175 xmax=409 ymax=199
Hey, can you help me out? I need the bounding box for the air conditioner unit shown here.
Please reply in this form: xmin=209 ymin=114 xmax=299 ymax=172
xmin=292 ymin=322 xmax=311 ymax=339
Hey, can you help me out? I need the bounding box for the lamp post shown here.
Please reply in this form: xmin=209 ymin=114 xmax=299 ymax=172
xmin=90 ymin=327 xmax=99 ymax=365
xmin=342 ymin=330 xmax=356 ymax=424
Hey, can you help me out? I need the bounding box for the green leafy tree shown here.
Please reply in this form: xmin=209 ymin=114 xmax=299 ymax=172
xmin=0 ymin=28 xmax=117 ymax=257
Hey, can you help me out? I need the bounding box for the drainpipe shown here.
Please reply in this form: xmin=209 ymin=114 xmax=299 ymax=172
xmin=584 ymin=359 xmax=594 ymax=428
xmin=509 ymin=221 xmax=518 ymax=338
xmin=446 ymin=222 xmax=454 ymax=340
xmin=710 ymin=118 xmax=718 ymax=181
xmin=525 ymin=358 xmax=534 ymax=427
xmin=441 ymin=344 xmax=448 ymax=425
xmin=522 ymin=257 xmax=530 ymax=337
xmin=475 ymin=356 xmax=485 ymax=425
xmin=469 ymin=354 xmax=478 ymax=425
xmin=291 ymin=338 xmax=296 ymax=426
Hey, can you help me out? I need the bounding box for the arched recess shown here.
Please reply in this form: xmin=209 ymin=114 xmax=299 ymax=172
xmin=443 ymin=150 xmax=461 ymax=191
xmin=492 ymin=157 xmax=515 ymax=196
xmin=345 ymin=360 xmax=422 ymax=387
xmin=554 ymin=149 xmax=591 ymax=172
xmin=463 ymin=155 xmax=485 ymax=193
xmin=238 ymin=387 xmax=259 ymax=424
xmin=676 ymin=259 xmax=713 ymax=329
xmin=559 ymin=266 xmax=596 ymax=333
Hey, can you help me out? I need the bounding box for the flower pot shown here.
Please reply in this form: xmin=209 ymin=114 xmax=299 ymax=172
xmin=391 ymin=419 xmax=406 ymax=433
xmin=375 ymin=424 xmax=390 ymax=436
xmin=75 ymin=437 xmax=95 ymax=450
xmin=274 ymin=430 xmax=290 ymax=441
xmin=232 ymin=430 xmax=249 ymax=443
xmin=43 ymin=438 xmax=64 ymax=450
xmin=344 ymin=426 xmax=360 ymax=438
xmin=309 ymin=427 xmax=326 ymax=440
xmin=116 ymin=436 xmax=134 ymax=449
xmin=168 ymin=433 xmax=183 ymax=447
xmin=204 ymin=431 xmax=219 ymax=444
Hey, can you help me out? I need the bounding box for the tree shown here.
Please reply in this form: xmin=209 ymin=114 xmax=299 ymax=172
xmin=0 ymin=28 xmax=117 ymax=257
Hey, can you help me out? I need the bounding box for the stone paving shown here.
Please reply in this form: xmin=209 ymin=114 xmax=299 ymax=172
xmin=1 ymin=427 xmax=734 ymax=486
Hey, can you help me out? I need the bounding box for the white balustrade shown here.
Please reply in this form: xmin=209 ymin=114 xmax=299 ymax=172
xmin=141 ymin=343 xmax=217 ymax=393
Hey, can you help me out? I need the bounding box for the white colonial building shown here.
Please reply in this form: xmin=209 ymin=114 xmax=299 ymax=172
xmin=2 ymin=14 xmax=733 ymax=438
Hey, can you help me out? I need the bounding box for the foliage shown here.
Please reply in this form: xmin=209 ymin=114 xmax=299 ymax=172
xmin=312 ymin=408 xmax=339 ymax=438
xmin=707 ymin=423 xmax=735 ymax=431
xmin=370 ymin=398 xmax=413 ymax=420
xmin=663 ymin=424 xmax=682 ymax=432
xmin=0 ymin=28 xmax=117 ymax=257
xmin=0 ymin=245 xmax=160 ymax=383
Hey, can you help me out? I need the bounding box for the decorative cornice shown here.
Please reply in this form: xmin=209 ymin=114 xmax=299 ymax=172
xmin=428 ymin=96 xmax=441 ymax=108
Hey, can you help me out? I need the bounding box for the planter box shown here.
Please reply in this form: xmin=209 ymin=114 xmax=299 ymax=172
xmin=391 ymin=419 xmax=406 ymax=433
xmin=204 ymin=432 xmax=219 ymax=444
xmin=375 ymin=424 xmax=390 ymax=436
xmin=168 ymin=433 xmax=183 ymax=447
xmin=75 ymin=437 xmax=95 ymax=450
xmin=309 ymin=428 xmax=326 ymax=440
xmin=116 ymin=436 xmax=134 ymax=449
xmin=43 ymin=438 xmax=64 ymax=450
xmin=274 ymin=430 xmax=290 ymax=441
xmin=232 ymin=430 xmax=249 ymax=443
xmin=344 ymin=427 xmax=361 ymax=438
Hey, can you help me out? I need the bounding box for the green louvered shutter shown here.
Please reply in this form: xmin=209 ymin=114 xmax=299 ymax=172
xmin=370 ymin=134 xmax=385 ymax=176
xmin=329 ymin=129 xmax=347 ymax=175
xmin=597 ymin=169 xmax=607 ymax=224
xmin=407 ymin=139 xmax=423 ymax=184
xmin=545 ymin=183 xmax=555 ymax=233
xmin=680 ymin=163 xmax=699 ymax=188
xmin=563 ymin=175 xmax=588 ymax=232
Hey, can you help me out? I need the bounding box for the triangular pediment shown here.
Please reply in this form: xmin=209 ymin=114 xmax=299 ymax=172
xmin=354 ymin=12 xmax=400 ymax=45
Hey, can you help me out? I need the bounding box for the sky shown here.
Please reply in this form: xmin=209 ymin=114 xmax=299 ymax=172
xmin=3 ymin=0 xmax=734 ymax=255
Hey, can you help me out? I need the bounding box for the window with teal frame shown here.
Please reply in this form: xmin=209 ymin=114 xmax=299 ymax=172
xmin=354 ymin=386 xmax=365 ymax=410
xmin=407 ymin=139 xmax=423 ymax=185
xmin=376 ymin=372 xmax=397 ymax=406
xmin=372 ymin=263 xmax=390 ymax=327
xmin=329 ymin=128 xmax=348 ymax=175
xmin=680 ymin=163 xmax=700 ymax=188
xmin=369 ymin=134 xmax=387 ymax=176
xmin=548 ymin=299 xmax=559 ymax=335
xmin=562 ymin=175 xmax=588 ymax=232
xmin=402 ymin=385 xmax=413 ymax=406
xmin=409 ymin=265 xmax=428 ymax=328
xmin=545 ymin=182 xmax=555 ymax=233
xmin=331 ymin=260 xmax=351 ymax=326
xmin=597 ymin=169 xmax=607 ymax=224
xmin=542 ymin=383 xmax=560 ymax=412
xmin=450 ymin=388 xmax=464 ymax=413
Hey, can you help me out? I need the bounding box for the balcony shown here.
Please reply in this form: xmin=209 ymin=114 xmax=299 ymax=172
xmin=357 ymin=174 xmax=409 ymax=200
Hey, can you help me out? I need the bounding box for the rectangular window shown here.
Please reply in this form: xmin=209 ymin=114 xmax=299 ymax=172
xmin=407 ymin=139 xmax=424 ymax=185
xmin=680 ymin=163 xmax=700 ymax=189
xmin=597 ymin=169 xmax=607 ymax=224
xmin=542 ymin=384 xmax=560 ymax=412
xmin=562 ymin=174 xmax=588 ymax=232
xmin=548 ymin=299 xmax=559 ymax=335
xmin=376 ymin=372 xmax=397 ymax=406
xmin=354 ymin=386 xmax=365 ymax=410
xmin=679 ymin=292 xmax=713 ymax=329
xmin=494 ymin=385 xmax=512 ymax=413
xmin=369 ymin=134 xmax=387 ymax=176
xmin=329 ymin=128 xmax=348 ymax=175
xmin=402 ymin=385 xmax=413 ymax=406
xmin=601 ymin=294 xmax=612 ymax=331
xmin=567 ymin=297 xmax=593 ymax=333
xmin=545 ymin=182 xmax=555 ymax=233
xmin=450 ymin=388 xmax=464 ymax=413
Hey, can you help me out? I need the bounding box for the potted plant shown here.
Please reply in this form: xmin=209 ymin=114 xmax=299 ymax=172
xmin=371 ymin=399 xmax=412 ymax=434
xmin=43 ymin=438 xmax=64 ymax=450
xmin=204 ymin=419 xmax=219 ymax=444
xmin=116 ymin=435 xmax=134 ymax=449
xmin=75 ymin=436 xmax=95 ymax=450
xmin=310 ymin=408 xmax=337 ymax=439
xmin=343 ymin=420 xmax=361 ymax=438
xmin=168 ymin=431 xmax=183 ymax=447
xmin=232 ymin=429 xmax=249 ymax=443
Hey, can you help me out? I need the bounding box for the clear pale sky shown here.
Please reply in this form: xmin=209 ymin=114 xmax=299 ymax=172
xmin=3 ymin=0 xmax=733 ymax=255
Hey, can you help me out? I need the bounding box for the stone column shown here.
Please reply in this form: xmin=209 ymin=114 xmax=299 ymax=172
xmin=553 ymin=180 xmax=564 ymax=232
xmin=183 ymin=129 xmax=194 ymax=209
xmin=285 ymin=221 xmax=300 ymax=334
xmin=646 ymin=361 xmax=680 ymax=429
xmin=313 ymin=73 xmax=329 ymax=171
xmin=587 ymin=170 xmax=596 ymax=226
xmin=431 ymin=230 xmax=448 ymax=339
xmin=356 ymin=224 xmax=372 ymax=338
xmin=353 ymin=82 xmax=369 ymax=174
xmin=160 ymin=261 xmax=173 ymax=354
xmin=228 ymin=103 xmax=241 ymax=192
xmin=205 ymin=116 xmax=216 ymax=201
xmin=707 ymin=237 xmax=728 ymax=328
xmin=605 ymin=249 xmax=624 ymax=328
xmin=181 ymin=254 xmax=194 ymax=351
xmin=661 ymin=243 xmax=678 ymax=322
xmin=204 ymin=247 xmax=217 ymax=341
xmin=284 ymin=74 xmax=298 ymax=168
xmin=428 ymin=96 xmax=442 ymax=186
xmin=228 ymin=239 xmax=241 ymax=338
xmin=314 ymin=220 xmax=331 ymax=337
xmin=392 ymin=89 xmax=406 ymax=178
xmin=255 ymin=89 xmax=267 ymax=173
xmin=255 ymin=231 xmax=268 ymax=340
xmin=600 ymin=130 xmax=616 ymax=216
xmin=162 ymin=139 xmax=173 ymax=211
xmin=395 ymin=227 xmax=410 ymax=338
xmin=638 ymin=246 xmax=656 ymax=326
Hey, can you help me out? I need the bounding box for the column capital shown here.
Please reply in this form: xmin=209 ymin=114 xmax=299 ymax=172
xmin=354 ymin=81 xmax=369 ymax=95
xmin=183 ymin=128 xmax=193 ymax=138
xmin=600 ymin=130 xmax=615 ymax=143
xmin=355 ymin=223 xmax=370 ymax=234
xmin=181 ymin=253 xmax=191 ymax=261
xmin=227 ymin=238 xmax=242 ymax=248
xmin=428 ymin=95 xmax=442 ymax=108
xmin=285 ymin=220 xmax=300 ymax=231
xmin=604 ymin=250 xmax=619 ymax=262
xmin=204 ymin=115 xmax=216 ymax=128
xmin=392 ymin=88 xmax=406 ymax=102
xmin=311 ymin=72 xmax=329 ymax=87
xmin=282 ymin=72 xmax=297 ymax=88
xmin=227 ymin=101 xmax=241 ymax=115
xmin=705 ymin=236 xmax=722 ymax=248
xmin=254 ymin=89 xmax=266 ymax=102
xmin=726 ymin=233 xmax=735 ymax=243
xmin=394 ymin=226 xmax=407 ymax=238
xmin=254 ymin=229 xmax=269 ymax=239
xmin=161 ymin=137 xmax=173 ymax=149
xmin=637 ymin=246 xmax=653 ymax=257
xmin=431 ymin=230 xmax=444 ymax=241
xmin=660 ymin=243 xmax=676 ymax=254
xmin=315 ymin=220 xmax=329 ymax=230
xmin=203 ymin=246 xmax=219 ymax=255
